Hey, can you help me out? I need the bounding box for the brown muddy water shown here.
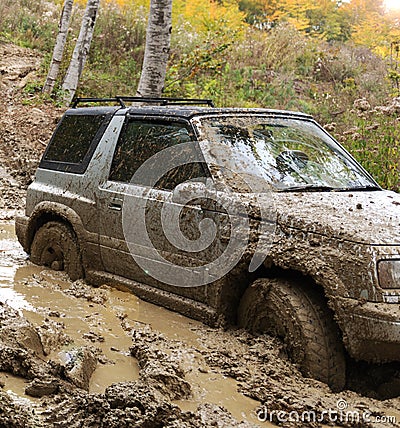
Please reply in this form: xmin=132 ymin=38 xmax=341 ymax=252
xmin=0 ymin=220 xmax=264 ymax=425
xmin=3 ymin=219 xmax=400 ymax=428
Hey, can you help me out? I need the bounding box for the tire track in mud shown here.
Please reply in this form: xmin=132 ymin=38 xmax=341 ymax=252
xmin=0 ymin=219 xmax=400 ymax=427
xmin=0 ymin=220 xmax=263 ymax=427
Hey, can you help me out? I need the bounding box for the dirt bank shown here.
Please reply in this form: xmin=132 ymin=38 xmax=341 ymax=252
xmin=0 ymin=41 xmax=64 ymax=212
xmin=0 ymin=40 xmax=400 ymax=427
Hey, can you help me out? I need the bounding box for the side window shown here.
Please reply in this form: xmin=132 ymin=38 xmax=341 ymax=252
xmin=40 ymin=112 xmax=112 ymax=173
xmin=109 ymin=120 xmax=209 ymax=189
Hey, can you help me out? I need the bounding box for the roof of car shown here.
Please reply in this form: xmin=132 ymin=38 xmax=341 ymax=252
xmin=68 ymin=97 xmax=314 ymax=120
xmin=126 ymin=106 xmax=314 ymax=120
xmin=68 ymin=105 xmax=313 ymax=121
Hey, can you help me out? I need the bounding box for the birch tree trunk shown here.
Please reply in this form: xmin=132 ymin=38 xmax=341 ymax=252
xmin=62 ymin=0 xmax=100 ymax=104
xmin=43 ymin=0 xmax=74 ymax=94
xmin=136 ymin=0 xmax=172 ymax=98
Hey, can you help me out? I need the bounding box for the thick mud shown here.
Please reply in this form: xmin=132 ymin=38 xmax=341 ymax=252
xmin=0 ymin=42 xmax=64 ymax=213
xmin=1 ymin=219 xmax=400 ymax=427
xmin=0 ymin=220 xmax=267 ymax=427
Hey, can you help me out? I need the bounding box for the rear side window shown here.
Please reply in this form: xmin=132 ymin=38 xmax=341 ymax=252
xmin=40 ymin=111 xmax=113 ymax=174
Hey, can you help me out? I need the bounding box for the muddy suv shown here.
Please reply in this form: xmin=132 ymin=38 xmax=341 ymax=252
xmin=16 ymin=96 xmax=400 ymax=391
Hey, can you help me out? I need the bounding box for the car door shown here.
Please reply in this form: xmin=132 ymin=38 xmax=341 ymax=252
xmin=98 ymin=116 xmax=217 ymax=297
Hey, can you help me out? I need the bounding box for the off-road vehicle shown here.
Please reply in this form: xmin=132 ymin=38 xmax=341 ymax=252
xmin=16 ymin=96 xmax=400 ymax=391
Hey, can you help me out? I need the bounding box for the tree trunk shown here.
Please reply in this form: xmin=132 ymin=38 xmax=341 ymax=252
xmin=62 ymin=0 xmax=100 ymax=104
xmin=136 ymin=0 xmax=172 ymax=98
xmin=42 ymin=0 xmax=74 ymax=94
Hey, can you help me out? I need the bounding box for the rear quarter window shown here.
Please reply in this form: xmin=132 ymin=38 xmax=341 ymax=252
xmin=40 ymin=111 xmax=113 ymax=174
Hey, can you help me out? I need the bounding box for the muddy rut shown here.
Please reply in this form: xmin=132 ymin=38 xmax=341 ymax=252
xmin=1 ymin=218 xmax=400 ymax=427
xmin=0 ymin=220 xmax=263 ymax=426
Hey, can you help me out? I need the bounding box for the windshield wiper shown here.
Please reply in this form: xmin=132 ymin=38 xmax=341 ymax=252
xmin=278 ymin=184 xmax=336 ymax=192
xmin=278 ymin=184 xmax=381 ymax=193
xmin=335 ymin=185 xmax=381 ymax=192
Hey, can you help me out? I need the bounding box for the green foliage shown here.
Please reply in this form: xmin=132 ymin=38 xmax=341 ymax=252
xmin=22 ymin=80 xmax=43 ymax=94
xmin=165 ymin=31 xmax=233 ymax=97
xmin=0 ymin=0 xmax=58 ymax=50
xmin=388 ymin=42 xmax=400 ymax=96
xmin=388 ymin=69 xmax=400 ymax=95
xmin=89 ymin=3 xmax=146 ymax=73
xmin=19 ymin=78 xmax=67 ymax=107
xmin=338 ymin=113 xmax=400 ymax=192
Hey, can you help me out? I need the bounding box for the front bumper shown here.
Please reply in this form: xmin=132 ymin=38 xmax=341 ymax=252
xmin=15 ymin=215 xmax=30 ymax=253
xmin=335 ymin=297 xmax=400 ymax=363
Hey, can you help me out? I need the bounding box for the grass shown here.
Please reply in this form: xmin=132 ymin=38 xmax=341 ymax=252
xmin=339 ymin=113 xmax=400 ymax=191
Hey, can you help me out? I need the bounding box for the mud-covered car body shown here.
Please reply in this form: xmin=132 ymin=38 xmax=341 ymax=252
xmin=16 ymin=97 xmax=400 ymax=384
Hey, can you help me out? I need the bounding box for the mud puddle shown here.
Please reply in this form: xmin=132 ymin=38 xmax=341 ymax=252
xmin=2 ymin=219 xmax=400 ymax=427
xmin=0 ymin=221 xmax=264 ymax=426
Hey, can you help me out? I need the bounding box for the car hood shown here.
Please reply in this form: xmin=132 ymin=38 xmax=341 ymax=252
xmin=268 ymin=189 xmax=400 ymax=245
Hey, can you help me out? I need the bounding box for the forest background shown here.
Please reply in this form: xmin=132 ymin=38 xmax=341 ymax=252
xmin=0 ymin=0 xmax=400 ymax=191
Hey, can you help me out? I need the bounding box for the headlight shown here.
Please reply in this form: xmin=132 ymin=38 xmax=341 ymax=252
xmin=377 ymin=260 xmax=400 ymax=289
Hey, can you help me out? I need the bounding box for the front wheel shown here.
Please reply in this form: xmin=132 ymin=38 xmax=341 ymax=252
xmin=30 ymin=221 xmax=83 ymax=281
xmin=238 ymin=278 xmax=346 ymax=391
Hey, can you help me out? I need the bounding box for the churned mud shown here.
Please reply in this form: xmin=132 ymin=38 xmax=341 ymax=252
xmin=1 ymin=40 xmax=400 ymax=427
xmin=0 ymin=220 xmax=400 ymax=427
xmin=0 ymin=221 xmax=265 ymax=427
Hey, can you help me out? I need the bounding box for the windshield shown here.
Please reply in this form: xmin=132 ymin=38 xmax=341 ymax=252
xmin=194 ymin=115 xmax=378 ymax=192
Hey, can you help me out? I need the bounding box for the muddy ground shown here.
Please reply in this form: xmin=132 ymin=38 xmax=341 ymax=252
xmin=0 ymin=41 xmax=400 ymax=427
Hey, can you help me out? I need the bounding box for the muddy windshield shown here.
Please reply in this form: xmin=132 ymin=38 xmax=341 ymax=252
xmin=195 ymin=116 xmax=378 ymax=192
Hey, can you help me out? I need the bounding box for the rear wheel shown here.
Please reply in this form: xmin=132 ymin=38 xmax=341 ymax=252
xmin=30 ymin=221 xmax=83 ymax=281
xmin=238 ymin=278 xmax=346 ymax=391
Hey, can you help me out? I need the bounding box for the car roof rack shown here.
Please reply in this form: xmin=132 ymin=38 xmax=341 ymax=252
xmin=71 ymin=96 xmax=215 ymax=108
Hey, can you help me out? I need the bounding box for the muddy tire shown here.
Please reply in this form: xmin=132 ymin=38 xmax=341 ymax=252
xmin=238 ymin=278 xmax=346 ymax=391
xmin=30 ymin=221 xmax=83 ymax=281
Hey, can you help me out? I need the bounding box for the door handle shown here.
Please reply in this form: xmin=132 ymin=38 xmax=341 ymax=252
xmin=108 ymin=198 xmax=123 ymax=211
xmin=192 ymin=204 xmax=203 ymax=212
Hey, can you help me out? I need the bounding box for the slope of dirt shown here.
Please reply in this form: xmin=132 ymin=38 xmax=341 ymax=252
xmin=0 ymin=41 xmax=64 ymax=211
xmin=0 ymin=40 xmax=399 ymax=427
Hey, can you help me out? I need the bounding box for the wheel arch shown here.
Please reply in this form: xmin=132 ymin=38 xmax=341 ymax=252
xmin=220 ymin=258 xmax=346 ymax=327
xmin=26 ymin=202 xmax=85 ymax=253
